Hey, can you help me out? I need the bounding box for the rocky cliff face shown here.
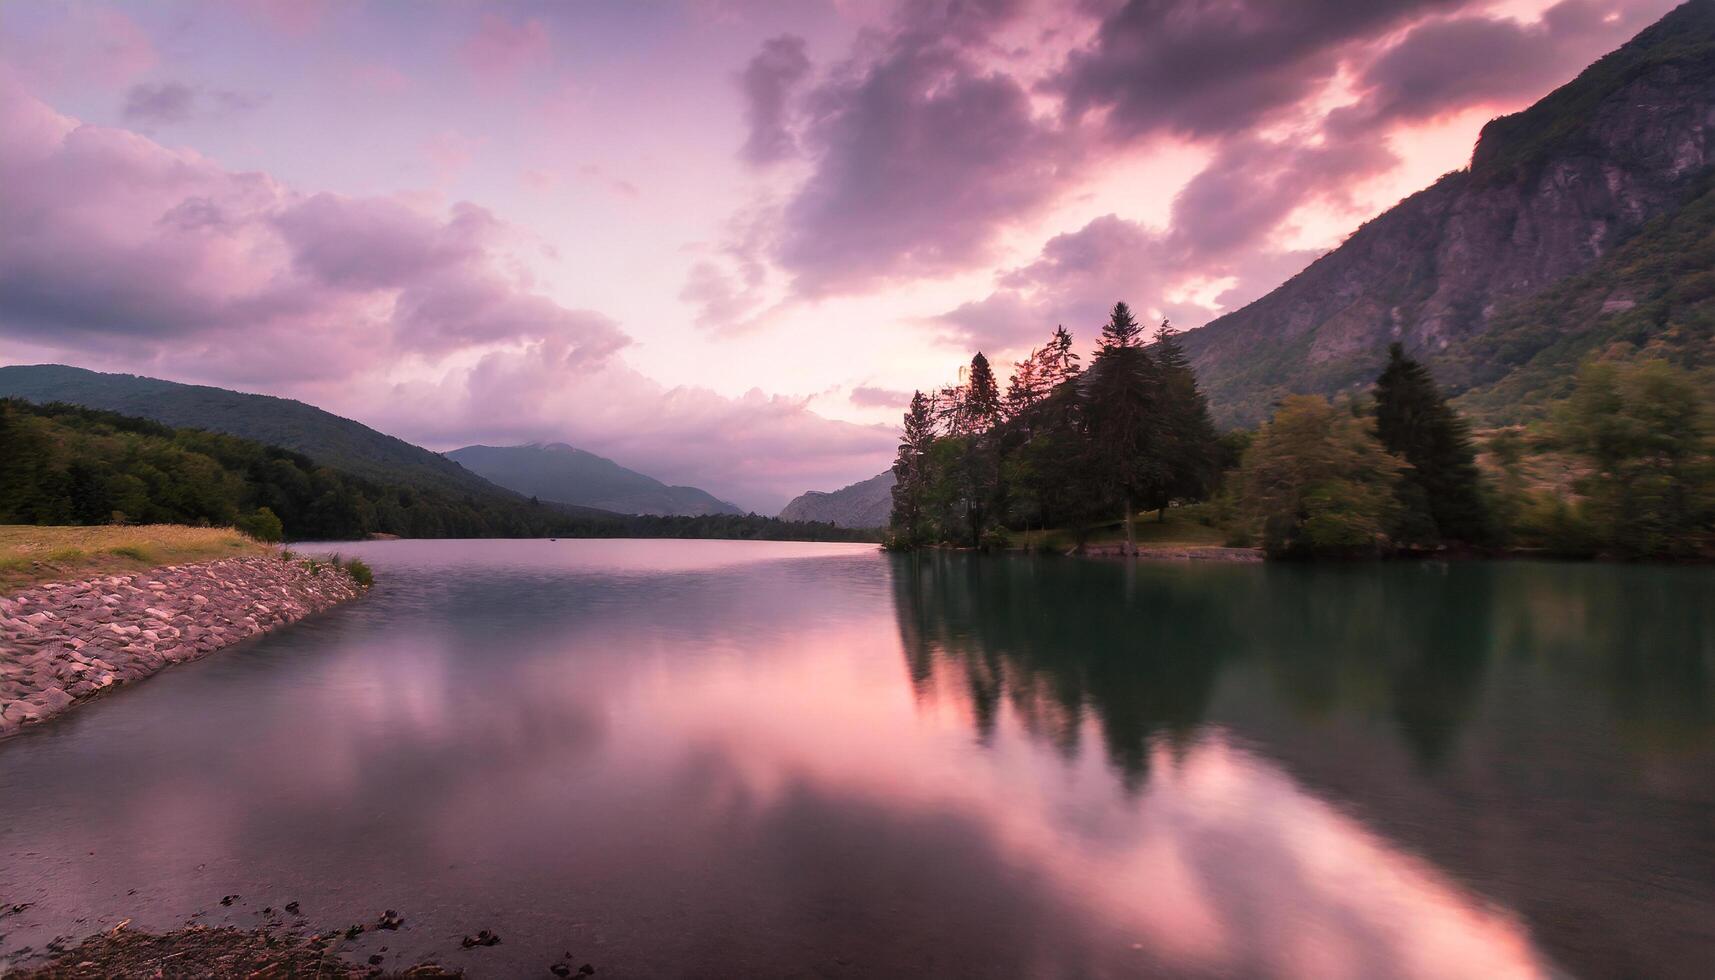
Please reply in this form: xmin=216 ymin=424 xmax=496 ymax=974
xmin=1183 ymin=0 xmax=1715 ymax=426
xmin=779 ymin=470 xmax=896 ymax=528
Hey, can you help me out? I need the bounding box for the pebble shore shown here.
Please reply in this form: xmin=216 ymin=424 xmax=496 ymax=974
xmin=0 ymin=556 xmax=364 ymax=737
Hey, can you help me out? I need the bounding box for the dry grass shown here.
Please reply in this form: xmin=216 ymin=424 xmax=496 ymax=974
xmin=0 ymin=525 xmax=269 ymax=595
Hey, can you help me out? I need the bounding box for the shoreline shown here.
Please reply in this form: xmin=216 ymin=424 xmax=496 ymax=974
xmin=0 ymin=555 xmax=365 ymax=738
xmin=7 ymin=918 xmax=461 ymax=978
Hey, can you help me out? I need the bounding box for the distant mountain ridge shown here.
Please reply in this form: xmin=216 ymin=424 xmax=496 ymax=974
xmin=1180 ymin=0 xmax=1715 ymax=426
xmin=446 ymin=443 xmax=743 ymax=517
xmin=0 ymin=364 xmax=507 ymax=499
xmin=779 ymin=470 xmax=895 ymax=528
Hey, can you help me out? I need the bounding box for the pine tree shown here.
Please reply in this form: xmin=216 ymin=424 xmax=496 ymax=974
xmin=1148 ymin=320 xmax=1220 ymax=517
xmin=1372 ymin=343 xmax=1494 ymax=546
xmin=1005 ymin=347 xmax=1047 ymax=419
xmin=1044 ymin=325 xmax=1081 ymax=387
xmin=1101 ymin=301 xmax=1143 ymax=349
xmin=956 ymin=353 xmax=1004 ymax=547
xmin=964 ymin=352 xmax=1002 ymax=432
xmin=890 ymin=390 xmax=935 ymax=546
xmin=1085 ymin=302 xmax=1164 ymax=553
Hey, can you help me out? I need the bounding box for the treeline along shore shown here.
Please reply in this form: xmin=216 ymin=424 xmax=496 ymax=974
xmin=887 ymin=302 xmax=1715 ymax=561
xmin=0 ymin=398 xmax=875 ymax=544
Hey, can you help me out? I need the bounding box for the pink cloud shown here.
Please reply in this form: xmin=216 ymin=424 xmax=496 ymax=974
xmin=241 ymin=0 xmax=332 ymax=36
xmin=363 ymin=351 xmax=896 ymax=511
xmin=0 ymin=78 xmax=890 ymax=509
xmin=0 ymin=80 xmax=625 ymax=383
xmin=0 ymin=7 xmax=158 ymax=88
xmin=460 ymin=13 xmax=551 ymax=79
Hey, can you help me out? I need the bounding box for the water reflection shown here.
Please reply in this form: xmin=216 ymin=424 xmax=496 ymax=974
xmin=892 ymin=553 xmax=1715 ymax=977
xmin=1 ymin=542 xmax=1710 ymax=978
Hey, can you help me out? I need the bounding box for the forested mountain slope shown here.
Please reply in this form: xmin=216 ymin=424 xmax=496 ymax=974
xmin=0 ymin=364 xmax=503 ymax=499
xmin=1180 ymin=0 xmax=1715 ymax=426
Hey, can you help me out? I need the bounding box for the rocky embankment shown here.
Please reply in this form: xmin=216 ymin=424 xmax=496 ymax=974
xmin=0 ymin=556 xmax=364 ymax=737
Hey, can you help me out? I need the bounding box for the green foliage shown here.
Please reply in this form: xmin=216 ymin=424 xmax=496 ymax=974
xmin=235 ymin=506 xmax=285 ymax=543
xmin=1449 ymin=175 xmax=1715 ymax=423
xmin=1468 ymin=1 xmax=1715 ymax=185
xmin=1553 ymin=360 xmax=1715 ymax=558
xmin=1373 ymin=344 xmax=1496 ymax=547
xmin=342 ymin=556 xmax=375 ymax=588
xmin=1233 ymin=395 xmax=1406 ymax=559
xmin=888 ymin=310 xmax=1223 ymax=551
xmin=0 ymin=399 xmax=877 ymax=544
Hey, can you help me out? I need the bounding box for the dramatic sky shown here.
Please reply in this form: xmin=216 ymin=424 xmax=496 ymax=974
xmin=0 ymin=0 xmax=1681 ymax=510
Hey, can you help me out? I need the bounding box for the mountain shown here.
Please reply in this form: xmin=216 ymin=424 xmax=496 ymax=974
xmin=445 ymin=443 xmax=743 ymax=517
xmin=1182 ymin=0 xmax=1715 ymax=427
xmin=779 ymin=470 xmax=896 ymax=528
xmin=0 ymin=364 xmax=505 ymax=499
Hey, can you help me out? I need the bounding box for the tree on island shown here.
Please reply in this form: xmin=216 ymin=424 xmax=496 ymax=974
xmin=1372 ymin=343 xmax=1495 ymax=548
xmin=952 ymin=353 xmax=1004 ymax=547
xmin=888 ymin=390 xmax=936 ymax=548
xmin=1146 ymin=320 xmax=1220 ymax=519
xmin=1084 ymin=302 xmax=1165 ymax=553
xmin=1233 ymin=395 xmax=1404 ymax=559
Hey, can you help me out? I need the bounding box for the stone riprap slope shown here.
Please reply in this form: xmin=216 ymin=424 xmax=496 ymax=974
xmin=0 ymin=556 xmax=363 ymax=736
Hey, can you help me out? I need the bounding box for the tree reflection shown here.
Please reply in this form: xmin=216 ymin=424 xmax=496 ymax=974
xmin=890 ymin=555 xmax=1712 ymax=781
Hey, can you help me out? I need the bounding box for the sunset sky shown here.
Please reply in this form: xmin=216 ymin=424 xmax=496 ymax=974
xmin=0 ymin=0 xmax=1681 ymax=510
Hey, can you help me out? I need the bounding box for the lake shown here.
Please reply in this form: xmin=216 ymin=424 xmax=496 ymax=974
xmin=2 ymin=540 xmax=1711 ymax=978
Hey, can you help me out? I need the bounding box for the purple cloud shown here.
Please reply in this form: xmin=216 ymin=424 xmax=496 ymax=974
xmin=460 ymin=13 xmax=549 ymax=79
xmin=1055 ymin=0 xmax=1464 ymax=141
xmin=0 ymin=78 xmax=891 ymax=509
xmin=849 ymin=385 xmax=911 ymax=410
xmin=759 ymin=1 xmax=1081 ymax=296
xmin=121 ymin=81 xmax=195 ymax=124
xmin=0 ymin=80 xmax=625 ymax=380
xmin=120 ymin=81 xmax=267 ymax=126
xmin=740 ymin=34 xmax=812 ymax=166
xmin=1337 ymin=0 xmax=1665 ymax=129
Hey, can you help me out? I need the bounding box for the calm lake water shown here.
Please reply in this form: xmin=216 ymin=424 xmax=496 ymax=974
xmin=2 ymin=540 xmax=1712 ymax=978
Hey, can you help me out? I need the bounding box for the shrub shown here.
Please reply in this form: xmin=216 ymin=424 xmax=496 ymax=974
xmin=342 ymin=557 xmax=374 ymax=588
xmin=235 ymin=506 xmax=284 ymax=543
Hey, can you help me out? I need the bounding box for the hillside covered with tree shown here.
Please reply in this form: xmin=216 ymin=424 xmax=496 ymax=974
xmin=889 ymin=304 xmax=1715 ymax=561
xmin=0 ymin=400 xmax=877 ymax=543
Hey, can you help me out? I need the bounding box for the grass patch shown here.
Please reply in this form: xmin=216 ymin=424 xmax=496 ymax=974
xmin=342 ymin=557 xmax=374 ymax=588
xmin=296 ymin=551 xmax=375 ymax=588
xmin=1010 ymin=507 xmax=1229 ymax=552
xmin=0 ymin=525 xmax=271 ymax=595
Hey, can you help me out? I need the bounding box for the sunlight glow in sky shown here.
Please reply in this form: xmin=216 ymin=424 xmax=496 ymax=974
xmin=0 ymin=0 xmax=1681 ymax=509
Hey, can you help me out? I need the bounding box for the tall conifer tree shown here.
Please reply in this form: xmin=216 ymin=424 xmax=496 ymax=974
xmin=1085 ymin=302 xmax=1163 ymax=553
xmin=1372 ymin=343 xmax=1493 ymax=546
xmin=890 ymin=390 xmax=935 ymax=544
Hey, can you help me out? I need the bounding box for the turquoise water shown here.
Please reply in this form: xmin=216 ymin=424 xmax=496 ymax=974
xmin=2 ymin=540 xmax=1711 ymax=977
